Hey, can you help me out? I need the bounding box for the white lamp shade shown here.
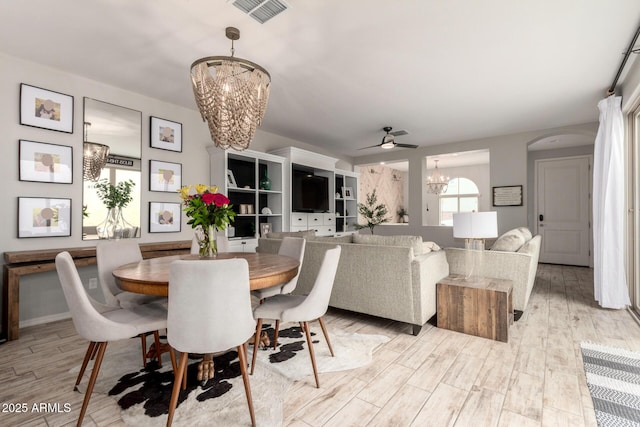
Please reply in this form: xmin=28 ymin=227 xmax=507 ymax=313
xmin=452 ymin=212 xmax=498 ymax=239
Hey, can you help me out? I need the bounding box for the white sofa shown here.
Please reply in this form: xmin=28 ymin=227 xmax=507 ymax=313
xmin=257 ymin=232 xmax=450 ymax=335
xmin=444 ymin=227 xmax=541 ymax=312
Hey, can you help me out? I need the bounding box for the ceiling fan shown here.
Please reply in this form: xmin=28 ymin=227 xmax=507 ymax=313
xmin=359 ymin=127 xmax=418 ymax=150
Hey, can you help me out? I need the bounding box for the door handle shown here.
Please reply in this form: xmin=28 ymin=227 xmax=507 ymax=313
xmin=539 ymin=214 xmax=544 ymax=221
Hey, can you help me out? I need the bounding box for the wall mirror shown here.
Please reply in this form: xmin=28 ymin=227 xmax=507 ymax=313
xmin=82 ymin=98 xmax=142 ymax=240
xmin=423 ymin=149 xmax=490 ymax=226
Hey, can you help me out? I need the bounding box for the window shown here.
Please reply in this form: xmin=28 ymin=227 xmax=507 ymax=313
xmin=439 ymin=177 xmax=479 ymax=226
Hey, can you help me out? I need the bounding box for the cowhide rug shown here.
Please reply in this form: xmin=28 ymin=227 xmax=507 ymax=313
xmin=71 ymin=324 xmax=389 ymax=426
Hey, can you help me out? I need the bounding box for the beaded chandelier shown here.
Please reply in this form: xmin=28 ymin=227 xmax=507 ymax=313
xmin=191 ymin=27 xmax=271 ymax=151
xmin=426 ymin=159 xmax=450 ymax=195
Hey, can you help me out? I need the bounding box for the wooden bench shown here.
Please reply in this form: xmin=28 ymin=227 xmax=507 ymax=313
xmin=2 ymin=240 xmax=191 ymax=341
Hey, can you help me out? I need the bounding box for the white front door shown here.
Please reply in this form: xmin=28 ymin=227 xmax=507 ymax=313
xmin=535 ymin=156 xmax=592 ymax=266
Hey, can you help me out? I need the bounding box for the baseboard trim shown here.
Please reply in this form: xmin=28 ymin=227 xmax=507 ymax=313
xmin=628 ymin=307 xmax=640 ymax=328
xmin=19 ymin=312 xmax=71 ymax=329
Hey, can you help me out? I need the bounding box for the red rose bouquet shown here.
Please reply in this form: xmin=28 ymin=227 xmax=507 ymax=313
xmin=178 ymin=184 xmax=236 ymax=256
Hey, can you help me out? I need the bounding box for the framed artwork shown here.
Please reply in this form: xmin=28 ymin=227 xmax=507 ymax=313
xmin=492 ymin=185 xmax=523 ymax=206
xmin=227 ymin=169 xmax=237 ymax=188
xmin=342 ymin=187 xmax=353 ymax=199
xmin=149 ymin=202 xmax=181 ymax=233
xmin=20 ymin=83 xmax=74 ymax=133
xmin=19 ymin=140 xmax=73 ymax=184
xmin=149 ymin=160 xmax=182 ymax=192
xmin=260 ymin=222 xmax=272 ymax=237
xmin=150 ymin=116 xmax=182 ymax=152
xmin=18 ymin=197 xmax=71 ymax=238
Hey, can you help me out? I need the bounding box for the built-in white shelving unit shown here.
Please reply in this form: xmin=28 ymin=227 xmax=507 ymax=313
xmin=269 ymin=147 xmax=359 ymax=236
xmin=207 ymin=147 xmax=285 ymax=251
xmin=335 ymin=170 xmax=359 ymax=233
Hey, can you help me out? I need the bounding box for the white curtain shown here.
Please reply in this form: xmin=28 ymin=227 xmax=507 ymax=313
xmin=593 ymin=95 xmax=630 ymax=309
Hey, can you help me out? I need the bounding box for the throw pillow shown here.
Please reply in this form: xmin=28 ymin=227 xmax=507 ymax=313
xmin=423 ymin=241 xmax=441 ymax=253
xmin=517 ymin=227 xmax=533 ymax=242
xmin=266 ymin=230 xmax=316 ymax=239
xmin=490 ymin=228 xmax=528 ymax=252
xmin=353 ymin=234 xmax=423 ymax=255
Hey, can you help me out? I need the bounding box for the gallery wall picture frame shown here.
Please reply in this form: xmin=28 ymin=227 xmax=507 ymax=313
xmin=19 ymin=140 xmax=73 ymax=184
xmin=20 ymin=83 xmax=74 ymax=133
xmin=227 ymin=169 xmax=237 ymax=188
xmin=492 ymin=185 xmax=523 ymax=207
xmin=149 ymin=160 xmax=182 ymax=192
xmin=342 ymin=186 xmax=353 ymax=199
xmin=260 ymin=222 xmax=272 ymax=237
xmin=150 ymin=116 xmax=182 ymax=152
xmin=18 ymin=197 xmax=71 ymax=238
xmin=149 ymin=202 xmax=181 ymax=233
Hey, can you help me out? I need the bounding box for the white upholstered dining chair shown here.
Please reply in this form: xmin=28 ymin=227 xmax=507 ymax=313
xmin=251 ymin=245 xmax=341 ymax=388
xmin=166 ymin=259 xmax=257 ymax=427
xmin=55 ymin=251 xmax=171 ymax=427
xmin=252 ymin=236 xmax=306 ymax=300
xmin=96 ymin=240 xmax=167 ymax=367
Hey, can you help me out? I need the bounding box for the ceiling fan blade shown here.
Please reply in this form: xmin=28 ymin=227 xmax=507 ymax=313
xmin=390 ymin=129 xmax=409 ymax=137
xmin=358 ymin=144 xmax=382 ymax=150
xmin=394 ymin=143 xmax=419 ymax=149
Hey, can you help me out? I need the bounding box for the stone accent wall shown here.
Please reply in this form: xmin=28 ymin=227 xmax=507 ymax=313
xmin=359 ymin=165 xmax=407 ymax=223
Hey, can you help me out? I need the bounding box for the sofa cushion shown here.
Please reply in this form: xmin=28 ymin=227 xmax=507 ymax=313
xmin=266 ymin=230 xmax=316 ymax=239
xmin=353 ymin=234 xmax=423 ymax=255
xmin=306 ymin=234 xmax=354 ymax=243
xmin=490 ymin=227 xmax=531 ymax=252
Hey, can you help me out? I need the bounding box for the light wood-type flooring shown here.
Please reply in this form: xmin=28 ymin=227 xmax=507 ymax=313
xmin=1 ymin=263 xmax=639 ymax=426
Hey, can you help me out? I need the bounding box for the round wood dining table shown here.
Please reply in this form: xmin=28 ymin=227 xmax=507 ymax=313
xmin=113 ymin=252 xmax=300 ymax=296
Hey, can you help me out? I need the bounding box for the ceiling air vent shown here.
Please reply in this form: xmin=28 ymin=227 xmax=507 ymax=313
xmin=232 ymin=0 xmax=288 ymax=24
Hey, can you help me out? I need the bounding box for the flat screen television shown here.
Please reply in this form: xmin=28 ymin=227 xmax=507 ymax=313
xmin=292 ymin=169 xmax=329 ymax=212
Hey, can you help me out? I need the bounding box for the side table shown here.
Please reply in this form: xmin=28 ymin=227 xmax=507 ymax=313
xmin=436 ymin=274 xmax=513 ymax=342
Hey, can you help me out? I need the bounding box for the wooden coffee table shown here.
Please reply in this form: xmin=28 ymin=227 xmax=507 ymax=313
xmin=436 ymin=274 xmax=513 ymax=342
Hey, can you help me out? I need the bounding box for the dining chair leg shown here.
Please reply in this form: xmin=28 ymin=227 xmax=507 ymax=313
xmin=273 ymin=320 xmax=280 ymax=350
xmin=77 ymin=341 xmax=107 ymax=427
xmin=250 ymin=319 xmax=262 ymax=375
xmin=167 ymin=351 xmax=189 ymax=427
xmin=302 ymin=321 xmax=320 ymax=388
xmin=153 ymin=330 xmax=163 ymax=367
xmin=318 ymin=317 xmax=335 ymax=357
xmin=168 ymin=346 xmax=177 ymax=375
xmin=237 ymin=344 xmax=256 ymax=427
xmin=75 ymin=341 xmax=96 ymax=390
xmin=182 ymin=362 xmax=187 ymax=391
xmin=140 ymin=333 xmax=147 ymax=368
xmin=90 ymin=341 xmax=100 ymax=360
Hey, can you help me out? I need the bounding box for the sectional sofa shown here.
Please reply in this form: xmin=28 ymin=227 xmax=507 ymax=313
xmin=256 ymin=232 xmax=450 ymax=335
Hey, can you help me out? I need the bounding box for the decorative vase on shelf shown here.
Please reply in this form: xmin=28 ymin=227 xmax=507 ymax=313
xmin=195 ymin=225 xmax=217 ymax=258
xmin=97 ymin=208 xmax=136 ymax=239
xmin=259 ymin=170 xmax=271 ymax=190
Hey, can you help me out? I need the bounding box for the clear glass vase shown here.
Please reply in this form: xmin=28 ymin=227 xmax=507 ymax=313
xmin=195 ymin=225 xmax=217 ymax=258
xmin=97 ymin=208 xmax=137 ymax=239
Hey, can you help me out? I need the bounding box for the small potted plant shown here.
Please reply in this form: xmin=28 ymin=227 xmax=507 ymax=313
xmin=397 ymin=206 xmax=408 ymax=223
xmin=355 ymin=190 xmax=389 ymax=234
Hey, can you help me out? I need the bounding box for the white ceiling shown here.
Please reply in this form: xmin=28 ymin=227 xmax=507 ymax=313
xmin=1 ymin=1 xmax=639 ymax=158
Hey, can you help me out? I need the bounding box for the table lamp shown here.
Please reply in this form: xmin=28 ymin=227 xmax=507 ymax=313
xmin=453 ymin=212 xmax=498 ymax=280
